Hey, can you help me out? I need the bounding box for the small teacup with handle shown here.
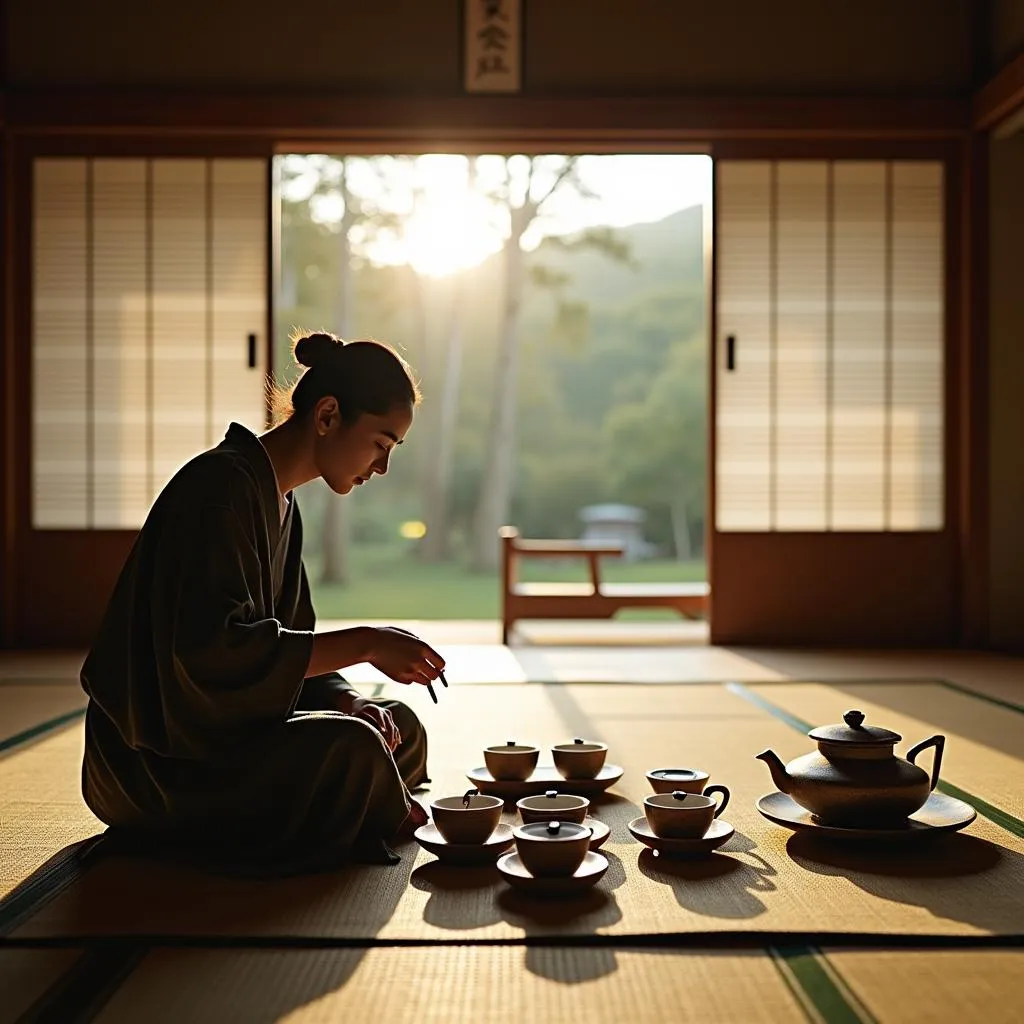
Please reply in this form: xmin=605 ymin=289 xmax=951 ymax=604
xmin=644 ymin=786 xmax=730 ymax=839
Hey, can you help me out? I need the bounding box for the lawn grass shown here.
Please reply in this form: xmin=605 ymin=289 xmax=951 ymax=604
xmin=308 ymin=543 xmax=706 ymax=620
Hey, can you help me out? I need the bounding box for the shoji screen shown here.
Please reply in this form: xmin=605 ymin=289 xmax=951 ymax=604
xmin=32 ymin=158 xmax=268 ymax=529
xmin=716 ymin=160 xmax=944 ymax=533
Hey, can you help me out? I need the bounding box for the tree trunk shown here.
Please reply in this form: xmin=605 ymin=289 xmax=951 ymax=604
xmin=410 ymin=267 xmax=434 ymax=520
xmin=320 ymin=159 xmax=355 ymax=585
xmin=419 ymin=273 xmax=465 ymax=561
xmin=670 ymin=486 xmax=692 ymax=561
xmin=471 ymin=235 xmax=524 ymax=571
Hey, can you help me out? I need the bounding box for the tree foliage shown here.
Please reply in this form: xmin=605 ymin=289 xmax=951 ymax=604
xmin=274 ymin=156 xmax=708 ymax=579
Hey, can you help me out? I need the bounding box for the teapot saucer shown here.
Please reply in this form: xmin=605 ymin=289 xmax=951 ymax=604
xmin=627 ymin=816 xmax=735 ymax=857
xmin=496 ymin=850 xmax=608 ymax=894
xmin=413 ymin=822 xmax=515 ymax=865
xmin=756 ymin=791 xmax=977 ymax=841
xmin=467 ymin=764 xmax=624 ymax=800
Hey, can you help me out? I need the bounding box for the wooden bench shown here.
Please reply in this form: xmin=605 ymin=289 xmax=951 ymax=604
xmin=499 ymin=526 xmax=709 ymax=644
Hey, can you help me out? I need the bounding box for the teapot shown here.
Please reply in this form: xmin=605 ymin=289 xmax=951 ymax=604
xmin=756 ymin=710 xmax=945 ymax=827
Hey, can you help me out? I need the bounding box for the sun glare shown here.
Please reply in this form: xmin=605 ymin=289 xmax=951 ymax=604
xmin=403 ymin=190 xmax=500 ymax=278
xmin=293 ymin=153 xmax=713 ymax=279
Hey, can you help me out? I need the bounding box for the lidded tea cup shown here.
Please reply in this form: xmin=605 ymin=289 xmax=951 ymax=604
xmin=513 ymin=820 xmax=593 ymax=877
xmin=552 ymin=738 xmax=608 ymax=780
xmin=484 ymin=740 xmax=539 ymax=782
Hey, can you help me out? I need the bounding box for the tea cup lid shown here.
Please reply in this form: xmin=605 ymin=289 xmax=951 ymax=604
xmin=645 ymin=791 xmax=712 ymax=809
xmin=553 ymin=738 xmax=607 ymax=752
xmin=515 ymin=820 xmax=590 ymax=842
xmin=648 ymin=768 xmax=703 ymax=780
xmin=518 ymin=791 xmax=586 ymax=809
xmin=486 ymin=741 xmax=536 ymax=752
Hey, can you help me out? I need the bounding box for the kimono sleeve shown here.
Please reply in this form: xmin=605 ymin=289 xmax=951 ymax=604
xmin=159 ymin=501 xmax=313 ymax=746
xmin=290 ymin=556 xmax=361 ymax=709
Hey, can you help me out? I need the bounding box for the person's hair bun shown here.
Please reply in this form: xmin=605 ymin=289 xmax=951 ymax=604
xmin=293 ymin=331 xmax=344 ymax=369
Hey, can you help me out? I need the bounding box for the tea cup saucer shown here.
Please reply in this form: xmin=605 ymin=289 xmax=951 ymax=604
xmin=414 ymin=822 xmax=514 ymax=865
xmin=582 ymin=817 xmax=610 ymax=850
xmin=496 ymin=850 xmax=608 ymax=894
xmin=627 ymin=816 xmax=735 ymax=857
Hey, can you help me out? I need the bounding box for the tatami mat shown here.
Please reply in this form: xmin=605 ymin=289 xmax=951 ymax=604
xmin=720 ymin=649 xmax=1024 ymax=708
xmin=9 ymin=684 xmax=1023 ymax=942
xmin=757 ymin=682 xmax=1024 ymax=818
xmin=822 ymin=948 xmax=1024 ymax=1024
xmin=0 ymin=947 xmax=82 ymax=1024
xmin=0 ymin=727 xmax=102 ymax=899
xmin=11 ymin=945 xmax=1019 ymax=1023
xmin=2 ymin=643 xmax=1022 ymax=695
xmin=92 ymin=946 xmax=801 ymax=1024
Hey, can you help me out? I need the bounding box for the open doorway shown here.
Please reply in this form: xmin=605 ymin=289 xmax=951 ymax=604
xmin=10 ymin=145 xmax=957 ymax=651
xmin=274 ymin=153 xmax=712 ymax=636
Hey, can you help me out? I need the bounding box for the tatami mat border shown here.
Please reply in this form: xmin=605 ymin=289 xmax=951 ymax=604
xmin=0 ymin=839 xmax=104 ymax=938
xmin=0 ymin=708 xmax=86 ymax=755
xmin=770 ymin=945 xmax=877 ymax=1024
xmin=3 ymin=932 xmax=1022 ymax=952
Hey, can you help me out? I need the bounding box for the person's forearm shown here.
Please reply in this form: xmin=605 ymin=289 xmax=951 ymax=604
xmin=305 ymin=627 xmax=375 ymax=678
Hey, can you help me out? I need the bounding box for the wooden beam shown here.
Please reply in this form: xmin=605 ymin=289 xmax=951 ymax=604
xmin=1 ymin=134 xmax=16 ymax=646
xmin=5 ymin=91 xmax=970 ymax=144
xmin=957 ymin=135 xmax=990 ymax=646
xmin=973 ymin=50 xmax=1024 ymax=131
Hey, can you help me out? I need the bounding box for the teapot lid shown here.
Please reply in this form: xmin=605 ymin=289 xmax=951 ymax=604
xmin=808 ymin=709 xmax=902 ymax=746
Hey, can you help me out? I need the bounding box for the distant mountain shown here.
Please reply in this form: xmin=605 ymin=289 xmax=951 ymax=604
xmin=527 ymin=204 xmax=705 ymax=308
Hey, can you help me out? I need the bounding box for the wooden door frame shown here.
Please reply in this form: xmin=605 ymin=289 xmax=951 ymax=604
xmin=0 ymin=92 xmax=985 ymax=648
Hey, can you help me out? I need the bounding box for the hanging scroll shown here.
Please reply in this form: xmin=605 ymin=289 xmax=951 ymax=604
xmin=463 ymin=0 xmax=522 ymax=93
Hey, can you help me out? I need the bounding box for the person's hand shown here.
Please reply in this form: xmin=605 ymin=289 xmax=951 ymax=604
xmin=367 ymin=626 xmax=445 ymax=689
xmin=349 ymin=697 xmax=400 ymax=752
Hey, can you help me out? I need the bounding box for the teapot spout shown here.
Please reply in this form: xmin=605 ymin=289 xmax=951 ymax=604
xmin=756 ymin=749 xmax=791 ymax=794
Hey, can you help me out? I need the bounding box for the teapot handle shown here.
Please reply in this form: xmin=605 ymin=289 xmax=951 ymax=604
xmin=906 ymin=734 xmax=945 ymax=792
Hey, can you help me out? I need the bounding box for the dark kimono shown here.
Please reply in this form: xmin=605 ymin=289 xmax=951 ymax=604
xmin=80 ymin=422 xmax=427 ymax=870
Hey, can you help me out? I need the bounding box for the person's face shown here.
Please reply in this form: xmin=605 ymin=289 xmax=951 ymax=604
xmin=312 ymin=398 xmax=414 ymax=495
